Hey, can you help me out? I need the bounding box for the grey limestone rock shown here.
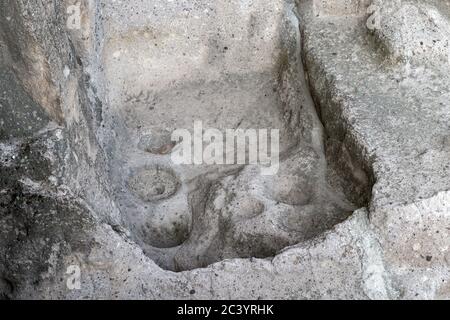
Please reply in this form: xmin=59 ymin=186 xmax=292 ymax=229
xmin=0 ymin=0 xmax=449 ymax=300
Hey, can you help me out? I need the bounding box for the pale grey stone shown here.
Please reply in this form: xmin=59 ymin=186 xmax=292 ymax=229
xmin=0 ymin=0 xmax=449 ymax=300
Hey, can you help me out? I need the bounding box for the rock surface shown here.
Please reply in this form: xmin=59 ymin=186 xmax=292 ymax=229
xmin=0 ymin=0 xmax=449 ymax=299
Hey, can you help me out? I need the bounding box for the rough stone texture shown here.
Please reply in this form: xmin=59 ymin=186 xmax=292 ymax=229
xmin=1 ymin=0 xmax=450 ymax=300
xmin=298 ymin=0 xmax=450 ymax=298
xmin=372 ymin=1 xmax=450 ymax=65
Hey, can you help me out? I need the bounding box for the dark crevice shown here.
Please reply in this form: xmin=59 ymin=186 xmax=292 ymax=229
xmin=297 ymin=11 xmax=375 ymax=209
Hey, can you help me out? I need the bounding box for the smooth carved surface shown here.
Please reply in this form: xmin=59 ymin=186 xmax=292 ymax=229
xmin=98 ymin=0 xmax=358 ymax=271
xmin=128 ymin=167 xmax=180 ymax=202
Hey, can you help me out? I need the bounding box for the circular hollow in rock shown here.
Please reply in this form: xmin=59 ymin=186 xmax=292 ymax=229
xmin=235 ymin=197 xmax=265 ymax=219
xmin=138 ymin=129 xmax=176 ymax=155
xmin=128 ymin=166 xmax=180 ymax=202
xmin=141 ymin=202 xmax=191 ymax=249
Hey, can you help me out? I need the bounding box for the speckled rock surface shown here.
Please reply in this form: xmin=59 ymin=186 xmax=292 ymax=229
xmin=0 ymin=0 xmax=450 ymax=300
xmin=298 ymin=0 xmax=450 ymax=298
